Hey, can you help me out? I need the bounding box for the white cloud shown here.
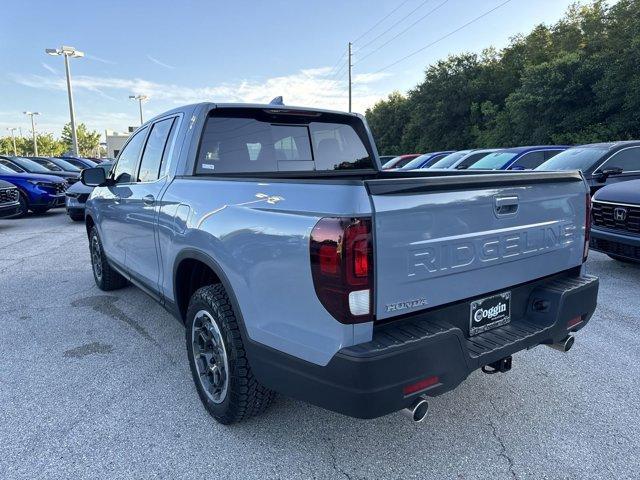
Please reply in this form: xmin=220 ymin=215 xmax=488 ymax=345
xmin=9 ymin=66 xmax=391 ymax=132
xmin=147 ymin=54 xmax=175 ymax=70
xmin=85 ymin=54 xmax=117 ymax=65
xmin=41 ymin=63 xmax=58 ymax=75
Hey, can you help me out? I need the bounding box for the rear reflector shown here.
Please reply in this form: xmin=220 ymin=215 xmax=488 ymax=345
xmin=402 ymin=376 xmax=440 ymax=396
xmin=348 ymin=289 xmax=370 ymax=316
xmin=567 ymin=315 xmax=583 ymax=329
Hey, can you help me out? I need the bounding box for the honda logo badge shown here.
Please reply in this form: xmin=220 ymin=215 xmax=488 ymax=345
xmin=614 ymin=207 xmax=628 ymax=221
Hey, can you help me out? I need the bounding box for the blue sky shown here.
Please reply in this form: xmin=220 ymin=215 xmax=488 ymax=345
xmin=1 ymin=0 xmax=594 ymax=138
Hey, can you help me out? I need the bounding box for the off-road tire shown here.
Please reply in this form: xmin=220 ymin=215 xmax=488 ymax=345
xmin=15 ymin=192 xmax=28 ymax=218
xmin=89 ymin=226 xmax=128 ymax=291
xmin=186 ymin=284 xmax=276 ymax=424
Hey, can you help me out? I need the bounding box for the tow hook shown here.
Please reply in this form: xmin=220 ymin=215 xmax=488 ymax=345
xmin=481 ymin=356 xmax=512 ymax=374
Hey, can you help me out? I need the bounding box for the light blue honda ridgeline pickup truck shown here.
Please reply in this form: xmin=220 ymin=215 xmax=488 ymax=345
xmin=81 ymin=102 xmax=599 ymax=424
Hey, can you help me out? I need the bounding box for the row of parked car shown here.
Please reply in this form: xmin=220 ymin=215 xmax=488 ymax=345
xmin=382 ymin=141 xmax=640 ymax=194
xmin=382 ymin=141 xmax=640 ymax=263
xmin=1 ymin=140 xmax=639 ymax=266
xmin=0 ymin=154 xmax=113 ymax=219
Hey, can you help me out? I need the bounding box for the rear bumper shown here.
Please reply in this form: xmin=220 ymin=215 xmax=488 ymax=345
xmin=248 ymin=272 xmax=598 ymax=419
xmin=590 ymin=226 xmax=640 ymax=260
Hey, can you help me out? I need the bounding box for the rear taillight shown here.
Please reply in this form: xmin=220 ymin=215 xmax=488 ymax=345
xmin=310 ymin=217 xmax=373 ymax=324
xmin=583 ymin=193 xmax=592 ymax=262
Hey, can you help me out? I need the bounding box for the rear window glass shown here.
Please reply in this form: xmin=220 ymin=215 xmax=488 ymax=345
xmin=537 ymin=147 xmax=608 ymax=171
xmin=196 ymin=110 xmax=374 ymax=174
xmin=8 ymin=156 xmax=52 ymax=174
xmin=0 ymin=159 xmax=24 ymax=172
xmin=469 ymin=152 xmax=517 ymax=170
xmin=430 ymin=151 xmax=470 ymax=169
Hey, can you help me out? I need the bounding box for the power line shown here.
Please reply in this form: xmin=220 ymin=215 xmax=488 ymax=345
xmin=329 ymin=59 xmax=348 ymax=80
xmin=370 ymin=0 xmax=513 ymax=75
xmin=351 ymin=0 xmax=413 ymax=44
xmin=356 ymin=0 xmax=434 ymax=52
xmin=355 ymin=0 xmax=449 ymax=66
xmin=327 ymin=50 xmax=347 ymax=74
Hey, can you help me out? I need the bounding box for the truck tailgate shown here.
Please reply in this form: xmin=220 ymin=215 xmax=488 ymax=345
xmin=366 ymin=172 xmax=587 ymax=320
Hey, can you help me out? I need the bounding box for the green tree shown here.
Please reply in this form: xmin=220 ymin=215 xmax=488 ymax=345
xmin=0 ymin=133 xmax=65 ymax=156
xmin=61 ymin=123 xmax=101 ymax=156
xmin=365 ymin=0 xmax=640 ymax=152
xmin=364 ymin=91 xmax=410 ymax=155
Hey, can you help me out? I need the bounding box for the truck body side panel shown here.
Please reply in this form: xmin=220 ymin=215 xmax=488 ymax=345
xmin=157 ymin=178 xmax=373 ymax=365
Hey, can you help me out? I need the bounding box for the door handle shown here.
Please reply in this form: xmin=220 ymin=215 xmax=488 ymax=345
xmin=143 ymin=194 xmax=155 ymax=206
xmin=494 ymin=195 xmax=519 ymax=217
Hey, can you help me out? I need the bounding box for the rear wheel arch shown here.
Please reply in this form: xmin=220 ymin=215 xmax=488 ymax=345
xmin=173 ymin=250 xmax=246 ymax=331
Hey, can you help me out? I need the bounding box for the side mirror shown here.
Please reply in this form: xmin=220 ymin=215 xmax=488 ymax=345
xmin=510 ymin=165 xmax=526 ymax=171
xmin=81 ymin=167 xmax=108 ymax=187
xmin=596 ymin=166 xmax=623 ymax=181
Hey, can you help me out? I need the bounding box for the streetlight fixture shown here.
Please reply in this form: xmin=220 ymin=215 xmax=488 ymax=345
xmin=129 ymin=95 xmax=149 ymax=125
xmin=6 ymin=127 xmax=18 ymax=155
xmin=23 ymin=112 xmax=40 ymax=156
xmin=46 ymin=45 xmax=84 ymax=156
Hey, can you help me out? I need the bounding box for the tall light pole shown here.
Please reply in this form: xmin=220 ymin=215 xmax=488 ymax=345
xmin=7 ymin=128 xmax=17 ymax=155
xmin=46 ymin=46 xmax=84 ymax=156
xmin=348 ymin=42 xmax=352 ymax=113
xmin=129 ymin=95 xmax=149 ymax=125
xmin=23 ymin=112 xmax=40 ymax=156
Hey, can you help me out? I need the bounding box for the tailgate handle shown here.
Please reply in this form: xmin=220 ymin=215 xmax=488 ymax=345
xmin=494 ymin=196 xmax=519 ymax=217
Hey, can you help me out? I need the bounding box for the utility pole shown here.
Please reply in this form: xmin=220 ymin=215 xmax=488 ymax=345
xmin=129 ymin=95 xmax=149 ymax=125
xmin=46 ymin=46 xmax=84 ymax=156
xmin=7 ymin=128 xmax=17 ymax=155
xmin=23 ymin=112 xmax=40 ymax=156
xmin=348 ymin=42 xmax=353 ymax=113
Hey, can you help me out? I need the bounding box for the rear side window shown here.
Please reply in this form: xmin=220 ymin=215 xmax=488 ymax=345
xmin=0 ymin=159 xmax=24 ymax=172
xmin=544 ymin=150 xmax=562 ymax=161
xmin=137 ymin=117 xmax=176 ymax=182
xmin=196 ymin=110 xmax=373 ymax=174
xmin=600 ymin=147 xmax=640 ymax=172
xmin=113 ymin=127 xmax=148 ymax=184
xmin=511 ymin=151 xmax=545 ymax=169
xmin=33 ymin=158 xmax=63 ymax=171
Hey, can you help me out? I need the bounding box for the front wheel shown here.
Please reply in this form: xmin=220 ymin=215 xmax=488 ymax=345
xmin=89 ymin=226 xmax=128 ymax=291
xmin=31 ymin=206 xmax=49 ymax=215
xmin=69 ymin=212 xmax=84 ymax=222
xmin=14 ymin=192 xmax=28 ymax=218
xmin=186 ymin=284 xmax=275 ymax=424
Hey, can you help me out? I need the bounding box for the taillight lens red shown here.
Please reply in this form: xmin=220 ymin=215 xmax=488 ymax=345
xmin=584 ymin=193 xmax=592 ymax=262
xmin=310 ymin=217 xmax=373 ymax=324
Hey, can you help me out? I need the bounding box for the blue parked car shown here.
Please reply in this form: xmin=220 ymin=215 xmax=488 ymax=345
xmin=468 ymin=146 xmax=568 ymax=170
xmin=0 ymin=159 xmax=69 ymax=217
xmin=1 ymin=155 xmax=80 ymax=184
xmin=399 ymin=151 xmax=456 ymax=170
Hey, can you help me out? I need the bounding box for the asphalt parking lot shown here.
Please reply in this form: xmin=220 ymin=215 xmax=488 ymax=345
xmin=1 ymin=210 xmax=639 ymax=480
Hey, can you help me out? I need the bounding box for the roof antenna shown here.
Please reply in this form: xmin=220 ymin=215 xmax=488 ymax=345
xmin=269 ymin=96 xmax=284 ymax=106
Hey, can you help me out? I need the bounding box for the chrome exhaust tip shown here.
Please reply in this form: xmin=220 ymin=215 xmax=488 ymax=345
xmin=403 ymin=397 xmax=429 ymax=422
xmin=547 ymin=335 xmax=575 ymax=353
